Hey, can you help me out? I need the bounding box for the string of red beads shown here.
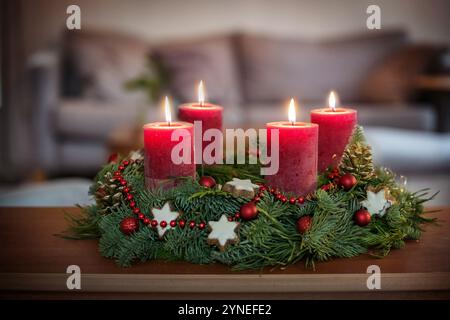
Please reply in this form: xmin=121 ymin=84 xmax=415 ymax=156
xmin=114 ymin=159 xmax=208 ymax=231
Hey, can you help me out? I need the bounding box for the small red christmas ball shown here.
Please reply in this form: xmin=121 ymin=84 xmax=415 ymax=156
xmin=178 ymin=220 xmax=186 ymax=228
xmin=108 ymin=153 xmax=118 ymax=163
xmin=289 ymin=197 xmax=296 ymax=204
xmin=120 ymin=180 xmax=127 ymax=186
xmin=123 ymin=187 xmax=130 ymax=194
xmin=120 ymin=217 xmax=139 ymax=235
xmin=354 ymin=209 xmax=371 ymax=227
xmin=133 ymin=208 xmax=140 ymax=214
xmin=281 ymin=196 xmax=287 ymax=203
xmin=114 ymin=171 xmax=121 ymax=177
xmin=123 ymin=160 xmax=130 ymax=166
xmin=170 ymin=220 xmax=177 ymax=228
xmin=240 ymin=202 xmax=258 ymax=220
xmin=297 ymin=196 xmax=305 ymax=204
xmin=138 ymin=213 xmax=145 ymax=220
xmin=339 ymin=173 xmax=357 ymax=191
xmin=118 ymin=165 xmax=125 ymax=171
xmin=126 ymin=194 xmax=133 ymax=200
xmin=235 ymin=212 xmax=240 ymax=219
xmin=199 ymin=176 xmax=216 ymax=188
xmin=189 ymin=221 xmax=196 ymax=229
xmin=228 ymin=217 xmax=233 ymax=222
xmin=297 ymin=216 xmax=313 ymax=234
xmin=198 ymin=222 xmax=206 ymax=230
xmin=160 ymin=220 xmax=167 ymax=228
xmin=150 ymin=220 xmax=158 ymax=227
xmin=129 ymin=201 xmax=136 ymax=208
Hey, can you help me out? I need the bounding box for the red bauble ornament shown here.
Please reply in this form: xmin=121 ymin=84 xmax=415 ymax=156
xmin=199 ymin=176 xmax=216 ymax=188
xmin=239 ymin=202 xmax=258 ymax=220
xmin=178 ymin=220 xmax=186 ymax=228
xmin=108 ymin=153 xmax=118 ymax=163
xmin=353 ymin=209 xmax=371 ymax=227
xmin=297 ymin=216 xmax=313 ymax=234
xmin=120 ymin=217 xmax=139 ymax=235
xmin=339 ymin=173 xmax=357 ymax=191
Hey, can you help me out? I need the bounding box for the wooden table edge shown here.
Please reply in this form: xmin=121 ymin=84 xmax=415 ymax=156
xmin=1 ymin=272 xmax=449 ymax=293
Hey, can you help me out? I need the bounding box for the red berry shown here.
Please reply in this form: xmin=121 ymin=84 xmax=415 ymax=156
xmin=120 ymin=180 xmax=127 ymax=186
xmin=228 ymin=217 xmax=233 ymax=222
xmin=123 ymin=187 xmax=130 ymax=193
xmin=297 ymin=216 xmax=313 ymax=234
xmin=114 ymin=171 xmax=120 ymax=176
xmin=133 ymin=208 xmax=140 ymax=214
xmin=235 ymin=213 xmax=240 ymax=219
xmin=178 ymin=220 xmax=186 ymax=228
xmin=276 ymin=194 xmax=283 ymax=200
xmin=118 ymin=165 xmax=125 ymax=171
xmin=129 ymin=201 xmax=136 ymax=208
xmin=198 ymin=222 xmax=206 ymax=230
xmin=297 ymin=196 xmax=305 ymax=204
xmin=126 ymin=194 xmax=133 ymax=200
xmin=170 ymin=220 xmax=177 ymax=228
xmin=143 ymin=218 xmax=151 ymax=225
xmin=123 ymin=160 xmax=130 ymax=166
xmin=270 ymin=188 xmax=276 ymax=193
xmin=289 ymin=197 xmax=296 ymax=204
xmin=160 ymin=220 xmax=167 ymax=228
xmin=138 ymin=213 xmax=144 ymax=220
xmin=354 ymin=209 xmax=371 ymax=227
xmin=189 ymin=221 xmax=196 ymax=229
xmin=150 ymin=220 xmax=157 ymax=227
xmin=281 ymin=196 xmax=287 ymax=203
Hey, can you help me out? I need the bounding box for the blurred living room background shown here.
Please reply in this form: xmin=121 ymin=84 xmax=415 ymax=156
xmin=1 ymin=0 xmax=450 ymax=206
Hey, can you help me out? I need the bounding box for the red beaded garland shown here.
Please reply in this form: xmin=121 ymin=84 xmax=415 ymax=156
xmin=150 ymin=220 xmax=158 ymax=227
xmin=189 ymin=221 xmax=196 ymax=229
xmin=160 ymin=220 xmax=167 ymax=228
xmin=170 ymin=220 xmax=177 ymax=227
xmin=178 ymin=220 xmax=186 ymax=228
xmin=198 ymin=222 xmax=206 ymax=230
xmin=143 ymin=217 xmax=151 ymax=225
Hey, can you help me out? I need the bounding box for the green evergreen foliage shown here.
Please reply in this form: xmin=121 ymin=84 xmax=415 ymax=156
xmin=63 ymin=129 xmax=436 ymax=269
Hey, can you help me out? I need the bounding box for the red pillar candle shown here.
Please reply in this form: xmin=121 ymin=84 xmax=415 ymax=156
xmin=266 ymin=99 xmax=318 ymax=195
xmin=144 ymin=97 xmax=196 ymax=190
xmin=310 ymin=91 xmax=357 ymax=172
xmin=178 ymin=81 xmax=223 ymax=155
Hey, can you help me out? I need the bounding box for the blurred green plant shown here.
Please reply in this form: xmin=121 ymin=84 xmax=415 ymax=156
xmin=125 ymin=58 xmax=170 ymax=103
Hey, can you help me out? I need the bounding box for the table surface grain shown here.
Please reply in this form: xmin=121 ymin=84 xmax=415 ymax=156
xmin=0 ymin=207 xmax=449 ymax=299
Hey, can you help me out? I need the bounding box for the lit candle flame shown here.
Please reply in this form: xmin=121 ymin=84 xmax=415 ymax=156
xmin=164 ymin=96 xmax=172 ymax=125
xmin=328 ymin=90 xmax=338 ymax=112
xmin=198 ymin=80 xmax=205 ymax=106
xmin=288 ymin=98 xmax=296 ymax=125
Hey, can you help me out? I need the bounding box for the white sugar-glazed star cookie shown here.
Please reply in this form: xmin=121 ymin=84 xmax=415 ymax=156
xmin=207 ymin=214 xmax=239 ymax=251
xmin=222 ymin=178 xmax=259 ymax=198
xmin=361 ymin=188 xmax=392 ymax=217
xmin=152 ymin=202 xmax=180 ymax=238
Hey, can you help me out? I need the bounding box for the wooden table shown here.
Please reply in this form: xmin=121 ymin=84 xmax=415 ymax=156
xmin=415 ymin=75 xmax=450 ymax=132
xmin=0 ymin=207 xmax=449 ymax=299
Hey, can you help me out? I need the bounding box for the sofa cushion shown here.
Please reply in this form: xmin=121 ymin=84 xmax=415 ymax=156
xmin=153 ymin=34 xmax=241 ymax=107
xmin=63 ymin=30 xmax=150 ymax=104
xmin=238 ymin=31 xmax=407 ymax=103
xmin=243 ymin=102 xmax=436 ymax=131
xmin=364 ymin=127 xmax=450 ymax=173
xmin=56 ymin=100 xmax=143 ymax=141
xmin=360 ymin=44 xmax=444 ymax=103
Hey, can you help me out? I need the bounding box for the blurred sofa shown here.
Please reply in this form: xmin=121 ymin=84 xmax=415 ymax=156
xmin=30 ymin=29 xmax=445 ymax=175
